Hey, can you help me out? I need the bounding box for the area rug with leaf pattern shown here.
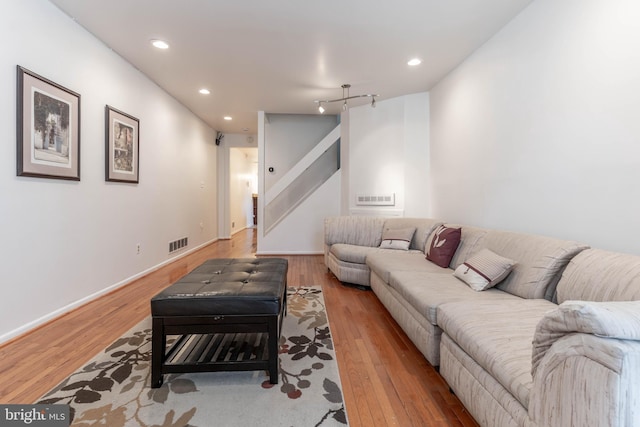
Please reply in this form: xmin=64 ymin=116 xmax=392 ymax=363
xmin=38 ymin=286 xmax=348 ymax=427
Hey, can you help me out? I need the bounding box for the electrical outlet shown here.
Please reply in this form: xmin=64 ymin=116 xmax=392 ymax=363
xmin=136 ymin=243 xmax=141 ymax=254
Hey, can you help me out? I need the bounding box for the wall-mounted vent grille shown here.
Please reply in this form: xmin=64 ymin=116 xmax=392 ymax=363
xmin=356 ymin=193 xmax=395 ymax=206
xmin=169 ymin=237 xmax=188 ymax=254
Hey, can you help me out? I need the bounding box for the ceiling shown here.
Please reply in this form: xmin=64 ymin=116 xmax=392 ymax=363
xmin=49 ymin=0 xmax=533 ymax=134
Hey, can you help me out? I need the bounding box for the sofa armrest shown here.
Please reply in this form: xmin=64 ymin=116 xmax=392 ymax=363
xmin=528 ymin=334 xmax=640 ymax=427
xmin=529 ymin=301 xmax=640 ymax=427
xmin=324 ymin=216 xmax=386 ymax=248
xmin=532 ymin=301 xmax=640 ymax=375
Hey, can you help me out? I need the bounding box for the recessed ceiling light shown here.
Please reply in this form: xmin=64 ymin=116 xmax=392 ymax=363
xmin=408 ymin=58 xmax=422 ymax=66
xmin=151 ymin=39 xmax=169 ymax=49
xmin=224 ymin=116 xmax=232 ymax=121
xmin=199 ymin=88 xmax=210 ymax=95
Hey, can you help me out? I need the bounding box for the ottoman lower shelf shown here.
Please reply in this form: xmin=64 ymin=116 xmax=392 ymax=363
xmin=151 ymin=313 xmax=282 ymax=388
xmin=164 ymin=332 xmax=270 ymax=374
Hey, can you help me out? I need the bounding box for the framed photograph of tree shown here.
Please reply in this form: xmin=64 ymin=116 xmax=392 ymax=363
xmin=17 ymin=66 xmax=81 ymax=180
xmin=105 ymin=105 xmax=139 ymax=183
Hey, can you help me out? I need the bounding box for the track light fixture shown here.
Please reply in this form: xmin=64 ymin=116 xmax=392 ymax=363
xmin=314 ymin=84 xmax=378 ymax=114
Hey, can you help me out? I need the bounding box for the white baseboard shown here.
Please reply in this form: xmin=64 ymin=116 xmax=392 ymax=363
xmin=0 ymin=237 xmax=220 ymax=345
xmin=231 ymin=226 xmax=247 ymax=236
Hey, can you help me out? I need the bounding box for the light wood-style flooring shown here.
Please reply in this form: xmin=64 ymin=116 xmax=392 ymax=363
xmin=0 ymin=228 xmax=478 ymax=427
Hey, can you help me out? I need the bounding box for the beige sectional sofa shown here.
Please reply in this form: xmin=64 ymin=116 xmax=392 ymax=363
xmin=324 ymin=216 xmax=640 ymax=427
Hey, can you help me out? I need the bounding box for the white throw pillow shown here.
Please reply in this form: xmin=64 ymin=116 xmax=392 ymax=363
xmin=379 ymin=227 xmax=416 ymax=251
xmin=453 ymin=248 xmax=516 ymax=291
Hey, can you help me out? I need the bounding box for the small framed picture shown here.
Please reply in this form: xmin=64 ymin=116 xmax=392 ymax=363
xmin=105 ymin=105 xmax=139 ymax=183
xmin=17 ymin=66 xmax=81 ymax=180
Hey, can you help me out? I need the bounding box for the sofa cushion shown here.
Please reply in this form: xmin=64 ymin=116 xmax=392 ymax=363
xmin=556 ymin=249 xmax=640 ymax=304
xmin=453 ymin=249 xmax=516 ymax=291
xmin=452 ymin=229 xmax=589 ymax=300
xmin=379 ymin=227 xmax=416 ymax=251
xmin=440 ymin=334 xmax=530 ymax=427
xmin=383 ymin=218 xmax=442 ymax=252
xmin=326 ymin=251 xmax=371 ymax=286
xmin=448 ymin=225 xmax=489 ymax=268
xmin=438 ymin=298 xmax=556 ymax=409
xmin=444 ymin=227 xmax=588 ymax=300
xmin=367 ymin=251 xmax=447 ymax=284
xmin=426 ymin=225 xmax=462 ymax=268
xmin=388 ymin=270 xmax=523 ymax=325
xmin=330 ymin=243 xmax=382 ymax=264
xmin=324 ymin=216 xmax=386 ymax=247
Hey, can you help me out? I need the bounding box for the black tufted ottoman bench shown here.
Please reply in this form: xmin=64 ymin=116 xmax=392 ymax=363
xmin=150 ymin=258 xmax=288 ymax=387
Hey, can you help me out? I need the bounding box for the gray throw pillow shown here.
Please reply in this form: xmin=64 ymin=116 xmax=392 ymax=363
xmin=379 ymin=227 xmax=416 ymax=251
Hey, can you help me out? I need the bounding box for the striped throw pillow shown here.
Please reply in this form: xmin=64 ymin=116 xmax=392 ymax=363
xmin=454 ymin=248 xmax=516 ymax=291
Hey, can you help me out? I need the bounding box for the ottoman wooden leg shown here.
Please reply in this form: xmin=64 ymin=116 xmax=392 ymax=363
xmin=267 ymin=316 xmax=279 ymax=384
xmin=151 ymin=317 xmax=165 ymax=388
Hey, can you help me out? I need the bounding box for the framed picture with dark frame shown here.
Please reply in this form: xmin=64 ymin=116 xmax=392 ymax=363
xmin=105 ymin=105 xmax=140 ymax=183
xmin=17 ymin=66 xmax=81 ymax=180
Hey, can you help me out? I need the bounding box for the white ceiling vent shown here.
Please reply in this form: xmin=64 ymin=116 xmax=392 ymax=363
xmin=356 ymin=193 xmax=395 ymax=206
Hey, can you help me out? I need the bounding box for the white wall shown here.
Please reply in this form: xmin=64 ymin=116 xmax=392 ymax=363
xmin=348 ymin=93 xmax=430 ymax=217
xmin=0 ymin=0 xmax=218 ymax=342
xmin=259 ymin=173 xmax=341 ymax=254
xmin=403 ymin=93 xmax=431 ymax=217
xmin=430 ymin=0 xmax=640 ymax=254
xmin=258 ymin=113 xmax=341 ymax=254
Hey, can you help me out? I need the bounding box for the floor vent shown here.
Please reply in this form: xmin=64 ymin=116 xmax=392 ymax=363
xmin=356 ymin=193 xmax=395 ymax=206
xmin=169 ymin=237 xmax=188 ymax=254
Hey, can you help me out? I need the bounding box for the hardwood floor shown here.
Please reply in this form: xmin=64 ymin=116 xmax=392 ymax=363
xmin=0 ymin=228 xmax=478 ymax=427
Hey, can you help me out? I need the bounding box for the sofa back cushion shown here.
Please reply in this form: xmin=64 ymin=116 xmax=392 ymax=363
xmin=446 ymin=225 xmax=588 ymax=300
xmin=485 ymin=231 xmax=588 ymax=300
xmin=448 ymin=225 xmax=488 ymax=268
xmin=383 ymin=218 xmax=442 ymax=252
xmin=556 ymin=249 xmax=640 ymax=304
xmin=324 ymin=216 xmax=386 ymax=247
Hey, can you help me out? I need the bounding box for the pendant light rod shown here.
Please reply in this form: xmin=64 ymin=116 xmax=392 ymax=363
xmin=314 ymin=83 xmax=378 ymax=113
xmin=317 ymin=93 xmax=379 ymax=104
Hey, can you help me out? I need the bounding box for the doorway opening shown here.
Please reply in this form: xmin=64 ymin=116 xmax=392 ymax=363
xmin=229 ymin=147 xmax=258 ymax=235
